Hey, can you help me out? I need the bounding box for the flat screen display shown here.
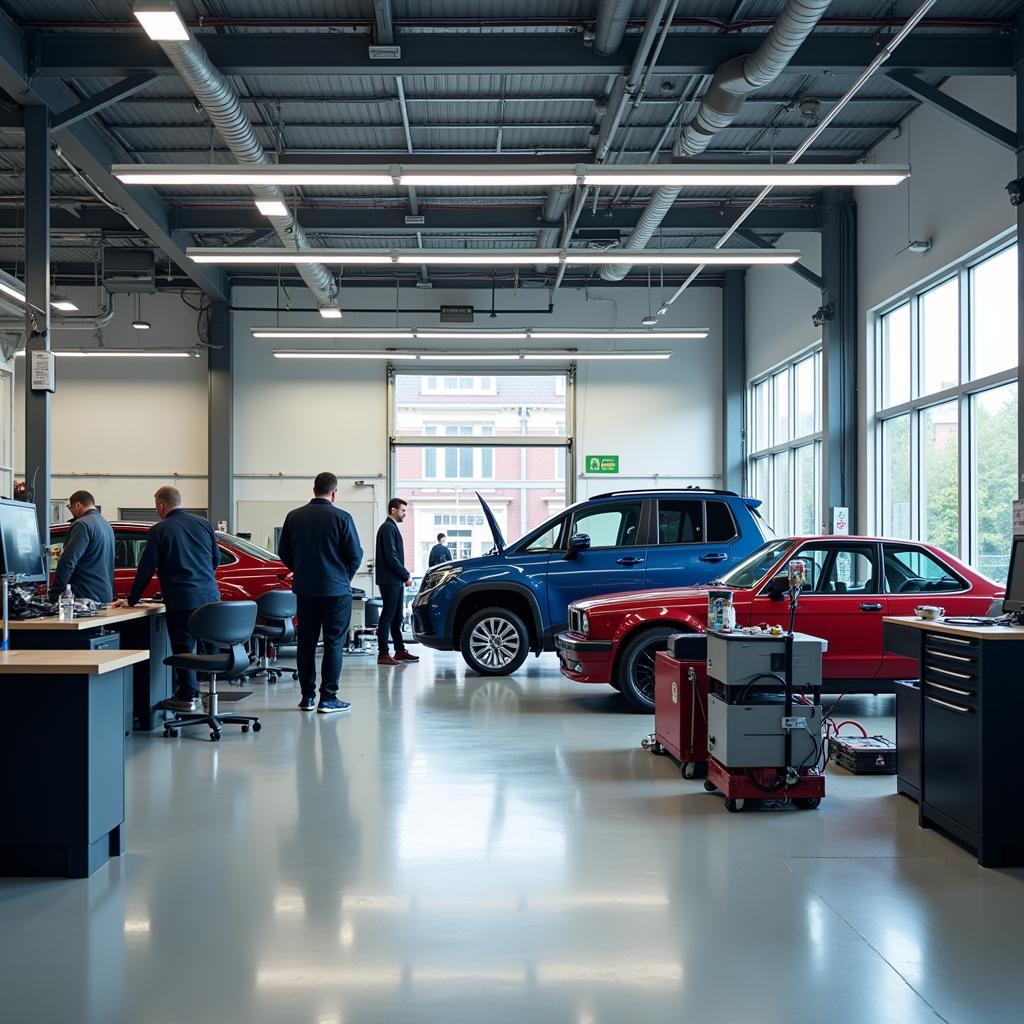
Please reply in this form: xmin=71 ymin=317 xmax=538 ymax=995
xmin=0 ymin=498 xmax=46 ymax=583
xmin=1003 ymin=535 xmax=1024 ymax=613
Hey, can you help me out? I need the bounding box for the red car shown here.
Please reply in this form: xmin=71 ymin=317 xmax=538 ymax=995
xmin=556 ymin=536 xmax=1004 ymax=711
xmin=49 ymin=521 xmax=292 ymax=602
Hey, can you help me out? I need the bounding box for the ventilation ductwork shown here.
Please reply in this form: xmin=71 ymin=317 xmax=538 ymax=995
xmin=600 ymin=0 xmax=832 ymax=281
xmin=594 ymin=0 xmax=635 ymax=55
xmin=152 ymin=37 xmax=339 ymax=306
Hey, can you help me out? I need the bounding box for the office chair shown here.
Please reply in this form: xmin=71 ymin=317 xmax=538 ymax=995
xmin=163 ymin=600 xmax=261 ymax=742
xmin=242 ymin=590 xmax=299 ymax=683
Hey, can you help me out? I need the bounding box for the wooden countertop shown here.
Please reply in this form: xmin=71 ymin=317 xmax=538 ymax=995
xmin=1 ymin=603 xmax=164 ymax=631
xmin=0 ymin=649 xmax=149 ymax=675
xmin=883 ymin=615 xmax=1024 ymax=641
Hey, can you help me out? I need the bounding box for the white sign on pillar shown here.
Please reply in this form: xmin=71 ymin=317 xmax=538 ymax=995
xmin=831 ymin=506 xmax=849 ymax=536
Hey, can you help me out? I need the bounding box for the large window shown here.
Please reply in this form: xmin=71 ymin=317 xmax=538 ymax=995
xmin=874 ymin=240 xmax=1018 ymax=581
xmin=747 ymin=347 xmax=822 ymax=536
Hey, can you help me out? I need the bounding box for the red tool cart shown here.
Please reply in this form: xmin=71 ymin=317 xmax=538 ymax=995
xmin=642 ymin=634 xmax=708 ymax=778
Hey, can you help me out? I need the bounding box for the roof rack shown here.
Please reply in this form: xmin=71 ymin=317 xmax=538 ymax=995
xmin=591 ymin=487 xmax=739 ymax=499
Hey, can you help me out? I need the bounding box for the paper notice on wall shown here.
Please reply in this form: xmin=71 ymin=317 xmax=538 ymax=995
xmin=1013 ymin=500 xmax=1024 ymax=536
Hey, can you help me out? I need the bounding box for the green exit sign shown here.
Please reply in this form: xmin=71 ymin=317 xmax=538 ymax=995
xmin=586 ymin=455 xmax=619 ymax=474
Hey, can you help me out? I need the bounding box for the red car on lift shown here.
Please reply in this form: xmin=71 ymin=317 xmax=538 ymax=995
xmin=556 ymin=536 xmax=1005 ymax=711
xmin=49 ymin=521 xmax=293 ymax=602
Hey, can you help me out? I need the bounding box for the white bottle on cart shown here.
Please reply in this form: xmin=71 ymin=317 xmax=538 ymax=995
xmin=58 ymin=584 xmax=75 ymax=622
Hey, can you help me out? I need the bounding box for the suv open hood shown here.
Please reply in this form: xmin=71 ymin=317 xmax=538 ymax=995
xmin=475 ymin=492 xmax=506 ymax=554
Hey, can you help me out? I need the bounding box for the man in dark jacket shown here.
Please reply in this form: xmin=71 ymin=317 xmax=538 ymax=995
xmin=49 ymin=490 xmax=115 ymax=604
xmin=374 ymin=497 xmax=418 ymax=666
xmin=118 ymin=486 xmax=221 ymax=711
xmin=278 ymin=472 xmax=363 ymax=714
xmin=428 ymin=533 xmax=452 ymax=568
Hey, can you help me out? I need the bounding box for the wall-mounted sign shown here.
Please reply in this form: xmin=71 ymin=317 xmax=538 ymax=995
xmin=831 ymin=506 xmax=849 ymax=536
xmin=30 ymin=350 xmax=55 ymax=392
xmin=440 ymin=304 xmax=474 ymax=323
xmin=586 ymin=455 xmax=619 ymax=474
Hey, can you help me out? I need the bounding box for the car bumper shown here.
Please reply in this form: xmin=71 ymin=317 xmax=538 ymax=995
xmin=412 ymin=605 xmax=454 ymax=651
xmin=555 ymin=632 xmax=614 ymax=684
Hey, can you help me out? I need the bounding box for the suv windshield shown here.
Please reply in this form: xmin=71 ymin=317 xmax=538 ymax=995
xmin=717 ymin=540 xmax=792 ymax=589
xmin=218 ymin=533 xmax=279 ymax=561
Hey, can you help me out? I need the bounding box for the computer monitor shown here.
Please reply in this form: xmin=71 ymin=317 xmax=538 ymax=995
xmin=0 ymin=498 xmax=46 ymax=583
xmin=1002 ymin=535 xmax=1024 ymax=615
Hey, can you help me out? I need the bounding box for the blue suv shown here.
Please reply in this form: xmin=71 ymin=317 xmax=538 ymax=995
xmin=412 ymin=488 xmax=765 ymax=676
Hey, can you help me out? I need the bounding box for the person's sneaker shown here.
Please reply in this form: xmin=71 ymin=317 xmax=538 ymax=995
xmin=297 ymin=696 xmax=316 ymax=712
xmin=394 ymin=650 xmax=420 ymax=662
xmin=317 ymin=699 xmax=351 ymax=715
xmin=164 ymin=696 xmax=197 ymax=712
xmin=377 ymin=654 xmax=399 ymax=666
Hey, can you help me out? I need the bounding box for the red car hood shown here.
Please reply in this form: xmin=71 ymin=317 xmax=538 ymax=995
xmin=575 ymin=585 xmax=732 ymax=612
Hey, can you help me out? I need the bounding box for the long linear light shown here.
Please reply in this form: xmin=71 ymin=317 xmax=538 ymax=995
xmin=14 ymin=349 xmax=193 ymax=358
xmin=250 ymin=327 xmax=709 ymax=341
xmin=0 ymin=273 xmax=81 ymax=314
xmin=113 ymin=162 xmax=909 ymax=188
xmin=272 ymin=350 xmax=672 ymax=362
xmin=190 ymin=247 xmax=798 ymax=267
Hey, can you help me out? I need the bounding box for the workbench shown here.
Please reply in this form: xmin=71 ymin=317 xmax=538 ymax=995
xmin=0 ymin=648 xmax=149 ymax=878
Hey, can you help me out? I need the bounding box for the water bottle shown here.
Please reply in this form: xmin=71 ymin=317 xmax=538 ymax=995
xmin=58 ymin=584 xmax=75 ymax=622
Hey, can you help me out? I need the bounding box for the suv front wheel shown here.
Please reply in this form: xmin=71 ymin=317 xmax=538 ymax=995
xmin=460 ymin=607 xmax=530 ymax=676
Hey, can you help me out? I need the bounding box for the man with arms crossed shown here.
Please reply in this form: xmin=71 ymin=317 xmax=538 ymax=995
xmin=278 ymin=472 xmax=363 ymax=714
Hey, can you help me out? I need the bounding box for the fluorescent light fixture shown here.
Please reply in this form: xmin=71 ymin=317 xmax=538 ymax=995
xmin=189 ymin=249 xmax=394 ymax=264
xmin=273 ymin=351 xmax=418 ymax=360
xmin=190 ymin=246 xmax=798 ymax=267
xmin=14 ymin=349 xmax=190 ymax=358
xmin=0 ymin=280 xmax=24 ymax=303
xmin=524 ymin=352 xmax=671 ymax=361
xmin=51 ymin=295 xmax=79 ymax=312
xmin=416 ymin=331 xmax=530 ymax=340
xmin=133 ymin=2 xmax=189 ymax=41
xmin=581 ymin=164 xmax=909 ymax=187
xmin=562 ymin=251 xmax=798 ymax=266
xmin=252 ymin=330 xmax=413 ymax=340
xmin=115 ymin=162 xmax=909 ymax=189
xmin=113 ymin=164 xmax=395 ymax=186
xmin=255 ymin=200 xmax=289 ymax=218
xmin=318 ymin=306 xmax=343 ymax=320
xmin=418 ymin=353 xmax=525 ymax=361
xmin=530 ymin=330 xmax=707 ymax=340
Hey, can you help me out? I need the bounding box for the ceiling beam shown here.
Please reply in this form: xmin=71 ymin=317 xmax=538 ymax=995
xmin=885 ymin=70 xmax=1018 ymax=150
xmin=737 ymin=229 xmax=824 ymax=289
xmin=50 ymin=73 xmax=157 ymax=130
xmin=0 ymin=11 xmax=226 ymax=301
xmin=30 ymin=32 xmax=1013 ymax=78
xmin=372 ymin=0 xmax=395 ymax=47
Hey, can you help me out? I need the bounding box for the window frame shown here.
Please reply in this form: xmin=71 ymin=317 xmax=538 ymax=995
xmin=568 ymin=500 xmax=646 ymax=551
xmin=872 ymin=236 xmax=1017 ymax=575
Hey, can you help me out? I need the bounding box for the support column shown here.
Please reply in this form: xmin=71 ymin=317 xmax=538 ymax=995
xmin=721 ymin=269 xmax=746 ymax=494
xmin=207 ymin=298 xmax=233 ymax=531
xmin=1016 ymin=21 xmax=1024 ymax=500
xmin=820 ymin=187 xmax=858 ymax=532
xmin=23 ymin=105 xmax=50 ymax=547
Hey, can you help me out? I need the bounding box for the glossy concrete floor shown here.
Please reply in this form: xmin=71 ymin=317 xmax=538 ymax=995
xmin=1 ymin=651 xmax=1022 ymax=1024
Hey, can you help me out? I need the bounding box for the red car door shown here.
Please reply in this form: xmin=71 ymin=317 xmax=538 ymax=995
xmin=748 ymin=542 xmax=886 ymax=681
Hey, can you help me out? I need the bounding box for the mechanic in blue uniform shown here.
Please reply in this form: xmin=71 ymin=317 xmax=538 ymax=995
xmin=49 ymin=489 xmax=115 ymax=604
xmin=117 ymin=485 xmax=221 ymax=712
xmin=278 ymin=471 xmax=364 ymax=714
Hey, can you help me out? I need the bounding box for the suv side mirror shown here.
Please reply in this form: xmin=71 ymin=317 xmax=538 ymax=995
xmin=564 ymin=533 xmax=591 ymax=560
xmin=767 ymin=575 xmax=790 ymax=601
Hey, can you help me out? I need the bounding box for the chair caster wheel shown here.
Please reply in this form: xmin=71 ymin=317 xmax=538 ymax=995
xmin=252 ymin=721 xmax=262 ymax=732
xmin=724 ymin=798 xmax=745 ymax=813
xmin=703 ymin=779 xmax=717 ymax=792
xmin=210 ymin=731 xmax=220 ymax=741
xmin=164 ymin=728 xmax=177 ymax=738
xmin=292 ymin=672 xmax=299 ymax=680
xmin=241 ymin=725 xmax=249 ymax=733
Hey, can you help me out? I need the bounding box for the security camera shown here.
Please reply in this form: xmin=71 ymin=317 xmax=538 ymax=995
xmin=811 ymin=303 xmax=834 ymax=328
xmin=1006 ymin=177 xmax=1024 ymax=206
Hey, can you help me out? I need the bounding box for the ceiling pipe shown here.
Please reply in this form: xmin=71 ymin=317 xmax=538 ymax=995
xmin=146 ymin=23 xmax=340 ymax=307
xmin=593 ymin=0 xmax=635 ymax=55
xmin=600 ymin=0 xmax=832 ymax=282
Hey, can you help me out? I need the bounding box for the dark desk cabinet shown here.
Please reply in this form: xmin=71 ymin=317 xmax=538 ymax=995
xmin=895 ymin=681 xmax=920 ymax=802
xmin=884 ymin=620 xmax=1024 ymax=868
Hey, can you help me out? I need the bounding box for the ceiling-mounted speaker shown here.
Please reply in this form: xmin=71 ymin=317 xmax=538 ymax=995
xmin=102 ymin=248 xmax=156 ymax=292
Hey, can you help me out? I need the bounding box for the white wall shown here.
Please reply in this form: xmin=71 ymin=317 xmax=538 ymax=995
xmin=13 ymin=287 xmax=209 ymax=516
xmin=856 ymin=75 xmax=1016 ymax=530
xmin=745 ymin=231 xmax=822 ymax=379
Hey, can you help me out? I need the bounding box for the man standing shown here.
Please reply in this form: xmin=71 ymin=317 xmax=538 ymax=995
xmin=428 ymin=532 xmax=452 ymax=568
xmin=49 ymin=490 xmax=115 ymax=604
xmin=278 ymin=472 xmax=363 ymax=714
xmin=374 ymin=498 xmax=419 ymax=666
xmin=120 ymin=486 xmax=220 ymax=712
